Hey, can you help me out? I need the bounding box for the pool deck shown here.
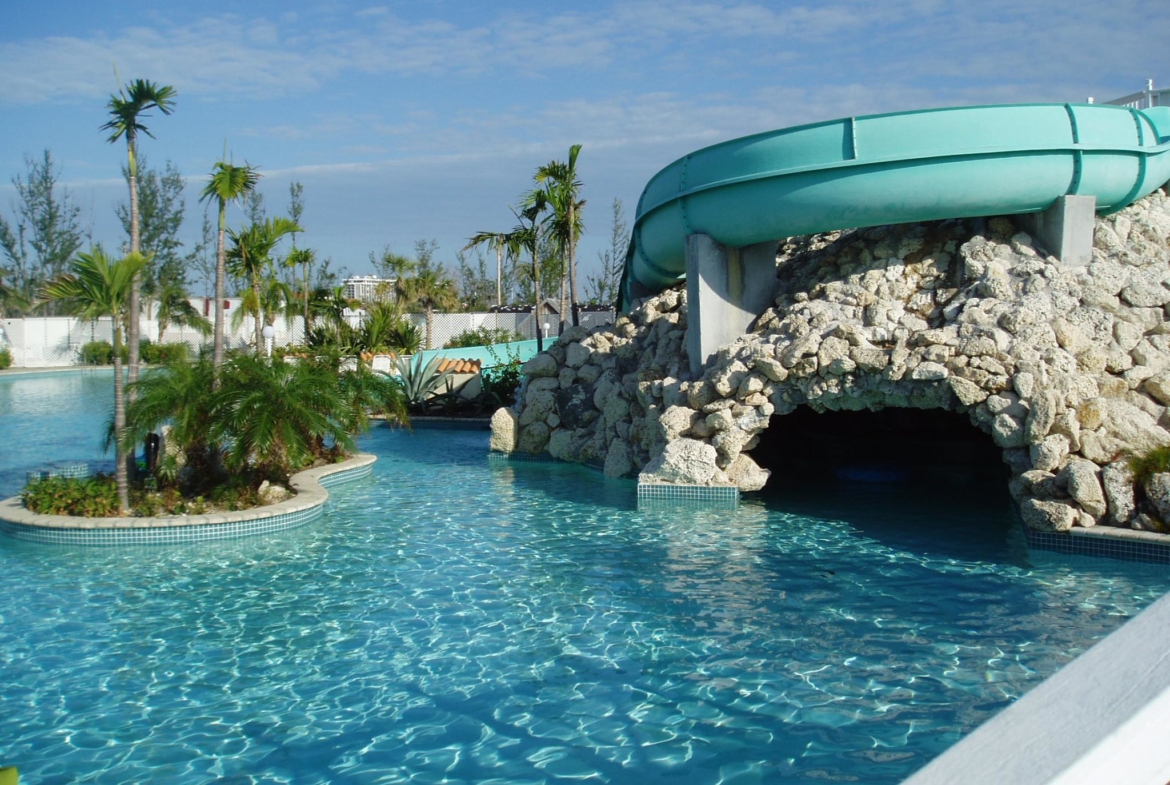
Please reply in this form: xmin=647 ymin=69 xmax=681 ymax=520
xmin=0 ymin=453 xmax=376 ymax=545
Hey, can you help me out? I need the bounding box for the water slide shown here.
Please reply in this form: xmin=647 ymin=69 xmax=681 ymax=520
xmin=619 ymin=103 xmax=1170 ymax=308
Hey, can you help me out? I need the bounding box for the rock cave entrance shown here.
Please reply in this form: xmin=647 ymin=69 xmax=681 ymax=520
xmin=749 ymin=406 xmax=1009 ymax=493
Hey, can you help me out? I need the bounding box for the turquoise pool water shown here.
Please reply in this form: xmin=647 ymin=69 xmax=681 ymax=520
xmin=2 ymin=371 xmax=1170 ymax=783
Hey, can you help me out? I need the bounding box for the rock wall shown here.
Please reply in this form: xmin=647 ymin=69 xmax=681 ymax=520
xmin=491 ymin=187 xmax=1170 ymax=533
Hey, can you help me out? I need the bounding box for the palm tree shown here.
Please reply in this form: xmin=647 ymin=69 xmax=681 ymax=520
xmin=155 ymin=279 xmax=211 ymax=342
xmin=284 ymin=246 xmax=315 ymax=338
xmin=41 ymin=249 xmax=147 ymax=513
xmin=463 ymin=231 xmax=508 ymax=307
xmin=536 ymin=145 xmax=585 ymax=327
xmin=510 ymin=191 xmax=550 ymax=351
xmin=396 ymin=267 xmax=459 ymax=350
xmin=102 ymin=78 xmax=177 ymax=388
xmin=199 ymin=161 xmax=260 ymax=369
xmin=227 ymin=217 xmax=300 ymax=352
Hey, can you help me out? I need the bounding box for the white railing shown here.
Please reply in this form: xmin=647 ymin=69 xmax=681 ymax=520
xmin=1092 ymin=79 xmax=1168 ymax=109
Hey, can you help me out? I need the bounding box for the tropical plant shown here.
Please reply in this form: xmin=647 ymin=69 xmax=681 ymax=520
xmin=396 ymin=267 xmax=459 ymax=350
xmin=199 ymin=161 xmax=260 ymax=369
xmin=444 ymin=326 xmax=523 ymax=349
xmin=155 ymin=279 xmax=211 ymax=341
xmin=0 ymin=347 xmax=12 ymax=370
xmin=586 ymin=198 xmax=629 ymax=305
xmin=41 ymin=248 xmax=147 ymax=512
xmin=285 ymin=246 xmax=315 ymax=333
xmin=385 ymin=321 xmax=422 ymax=355
xmin=536 ymin=144 xmax=585 ymax=326
xmin=509 ymin=191 xmax=550 ymax=351
xmin=78 ymin=340 xmax=126 ymax=365
xmin=103 ymin=78 xmax=177 ymax=389
xmin=390 ymin=354 xmax=456 ymax=410
xmin=227 ymin=217 xmax=300 ymax=353
xmin=22 ymin=475 xmax=121 ymax=517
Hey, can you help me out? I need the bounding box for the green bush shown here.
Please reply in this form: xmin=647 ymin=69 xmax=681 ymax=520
xmin=482 ymin=343 xmax=524 ymax=405
xmin=444 ymin=326 xmax=524 ymax=349
xmin=0 ymin=347 xmax=12 ymax=370
xmin=140 ymin=341 xmax=188 ymax=364
xmin=79 ymin=340 xmax=113 ymax=365
xmin=1130 ymin=445 xmax=1170 ymax=484
xmin=23 ymin=475 xmax=121 ymax=517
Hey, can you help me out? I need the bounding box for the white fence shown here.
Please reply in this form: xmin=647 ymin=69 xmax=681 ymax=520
xmin=0 ymin=316 xmax=302 ymax=368
xmin=1 ymin=309 xmax=617 ymax=368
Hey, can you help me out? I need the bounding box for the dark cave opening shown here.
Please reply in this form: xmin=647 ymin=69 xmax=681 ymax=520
xmin=750 ymin=406 xmax=1010 ymax=492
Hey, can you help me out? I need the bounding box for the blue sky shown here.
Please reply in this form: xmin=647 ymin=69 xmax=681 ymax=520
xmin=1 ymin=0 xmax=1166 ymax=293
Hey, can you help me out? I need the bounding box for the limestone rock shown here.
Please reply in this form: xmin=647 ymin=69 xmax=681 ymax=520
xmin=725 ymin=453 xmax=770 ymax=492
xmin=1061 ymin=457 xmax=1107 ymax=518
xmin=1144 ymin=472 xmax=1170 ymax=525
xmin=522 ymin=353 xmax=558 ymax=377
xmin=489 ymin=407 xmax=519 ymax=453
xmin=519 ymin=390 xmax=556 ymax=427
xmin=258 ymin=480 xmax=291 ymax=505
xmin=547 ymin=429 xmax=574 ymax=460
xmin=992 ymin=413 xmax=1026 ymax=448
xmin=639 ymin=438 xmax=720 ymax=485
xmin=657 ymin=405 xmax=701 ymax=442
xmin=565 ymin=342 xmax=591 ymax=368
xmin=1030 ymin=434 xmax=1069 ymax=473
xmin=1020 ymin=498 xmax=1078 ymax=532
xmin=603 ymin=440 xmax=634 ymax=478
xmin=517 ymin=422 xmax=551 ymax=454
xmin=1101 ymin=460 xmax=1135 ymax=525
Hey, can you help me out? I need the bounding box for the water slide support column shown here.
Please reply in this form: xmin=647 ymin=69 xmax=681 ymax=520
xmin=686 ymin=234 xmax=780 ymax=378
xmin=1017 ymin=195 xmax=1097 ymax=267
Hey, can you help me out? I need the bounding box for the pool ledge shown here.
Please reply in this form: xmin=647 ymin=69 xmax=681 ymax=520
xmin=0 ymin=453 xmax=376 ymax=545
xmin=902 ymin=588 xmax=1170 ymax=785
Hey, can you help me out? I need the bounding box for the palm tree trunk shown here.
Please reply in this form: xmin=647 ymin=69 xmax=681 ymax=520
xmin=559 ymin=261 xmax=566 ymax=335
xmin=213 ymin=210 xmax=226 ymax=370
xmin=127 ymin=133 xmax=141 ymax=389
xmin=495 ymin=245 xmax=503 ymax=307
xmin=532 ymin=243 xmax=543 ymax=353
xmin=252 ymin=274 xmax=264 ymax=354
xmin=426 ymin=307 xmax=434 ymax=350
xmin=568 ymin=200 xmax=579 ymax=327
xmin=112 ymin=323 xmax=130 ymax=514
xmin=303 ymin=263 xmax=310 ymax=341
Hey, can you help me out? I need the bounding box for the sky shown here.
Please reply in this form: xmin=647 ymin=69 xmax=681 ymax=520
xmin=1 ymin=0 xmax=1167 ymax=295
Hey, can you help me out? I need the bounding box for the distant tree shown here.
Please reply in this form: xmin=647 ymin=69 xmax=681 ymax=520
xmin=463 ymin=230 xmax=508 ymax=307
xmin=103 ymin=77 xmax=177 ymax=390
xmin=455 ymin=249 xmax=495 ymax=311
xmin=0 ymin=151 xmax=85 ymax=312
xmin=199 ymin=160 xmax=260 ymax=369
xmin=116 ymin=158 xmax=190 ymax=310
xmin=414 ymin=239 xmax=441 ymax=276
xmin=396 ymin=266 xmax=459 ymax=349
xmin=243 ymin=189 xmax=266 ymax=227
xmin=370 ymin=245 xmax=416 ymax=282
xmin=41 ymin=248 xmax=147 ymax=512
xmin=509 ymin=190 xmax=550 ymax=351
xmin=585 ymin=198 xmax=629 ymax=305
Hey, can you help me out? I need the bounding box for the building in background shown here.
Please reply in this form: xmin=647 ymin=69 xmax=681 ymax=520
xmin=343 ymin=276 xmax=395 ymax=304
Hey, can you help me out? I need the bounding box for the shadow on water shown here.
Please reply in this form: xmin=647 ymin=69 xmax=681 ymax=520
xmin=748 ymin=406 xmax=1029 ymax=566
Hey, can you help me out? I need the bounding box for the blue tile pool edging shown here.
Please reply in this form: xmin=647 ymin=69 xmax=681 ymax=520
xmin=0 ymin=453 xmax=376 ymax=546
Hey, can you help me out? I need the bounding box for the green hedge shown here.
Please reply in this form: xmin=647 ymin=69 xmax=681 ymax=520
xmin=0 ymin=347 xmax=12 ymax=370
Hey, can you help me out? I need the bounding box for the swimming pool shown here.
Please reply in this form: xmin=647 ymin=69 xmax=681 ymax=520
xmin=2 ymin=371 xmax=1169 ymax=783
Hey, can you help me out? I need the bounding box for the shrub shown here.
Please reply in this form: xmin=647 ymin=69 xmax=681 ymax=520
xmin=140 ymin=341 xmax=188 ymax=364
xmin=23 ymin=475 xmax=121 ymax=517
xmin=444 ymin=326 xmax=524 ymax=349
xmin=79 ymin=340 xmax=113 ymax=365
xmin=0 ymin=347 xmax=12 ymax=370
xmin=482 ymin=343 xmax=524 ymax=405
xmin=1130 ymin=445 xmax=1170 ymax=484
xmin=387 ymin=354 xmax=455 ymax=411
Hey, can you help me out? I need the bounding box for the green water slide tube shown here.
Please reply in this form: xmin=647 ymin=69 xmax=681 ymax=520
xmin=620 ymin=103 xmax=1170 ymax=309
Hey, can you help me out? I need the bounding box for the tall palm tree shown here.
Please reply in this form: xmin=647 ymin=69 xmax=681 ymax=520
xmin=463 ymin=231 xmax=508 ymax=307
xmin=510 ymin=191 xmax=550 ymax=350
xmin=199 ymin=161 xmax=260 ymax=368
xmin=102 ymin=78 xmax=177 ymax=388
xmin=536 ymin=145 xmax=584 ymax=326
xmin=227 ymin=217 xmax=300 ymax=353
xmin=396 ymin=267 xmax=459 ymax=350
xmin=41 ymin=249 xmax=147 ymax=513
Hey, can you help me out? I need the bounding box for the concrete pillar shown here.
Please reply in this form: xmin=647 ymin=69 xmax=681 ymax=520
xmin=1018 ymin=195 xmax=1097 ymax=267
xmin=686 ymin=234 xmax=779 ymax=378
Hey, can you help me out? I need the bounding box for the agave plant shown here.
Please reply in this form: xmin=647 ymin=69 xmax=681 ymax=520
xmin=388 ymin=354 xmax=455 ymax=410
